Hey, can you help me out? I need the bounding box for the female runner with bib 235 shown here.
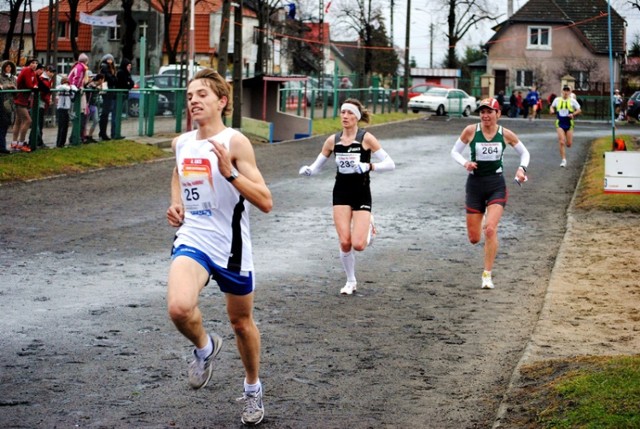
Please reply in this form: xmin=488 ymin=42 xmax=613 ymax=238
xmin=299 ymin=99 xmax=395 ymax=296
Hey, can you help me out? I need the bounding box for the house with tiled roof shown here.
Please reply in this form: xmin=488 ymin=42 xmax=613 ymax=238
xmin=33 ymin=0 xmax=258 ymax=75
xmin=303 ymin=22 xmax=333 ymax=75
xmin=483 ymin=0 xmax=626 ymax=98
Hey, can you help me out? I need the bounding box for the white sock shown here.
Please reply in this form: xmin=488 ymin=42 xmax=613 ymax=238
xmin=340 ymin=249 xmax=356 ymax=282
xmin=195 ymin=334 xmax=213 ymax=359
xmin=244 ymin=378 xmax=262 ymax=393
xmin=483 ymin=270 xmax=492 ymax=278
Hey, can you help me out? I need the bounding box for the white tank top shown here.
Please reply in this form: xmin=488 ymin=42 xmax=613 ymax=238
xmin=173 ymin=128 xmax=253 ymax=272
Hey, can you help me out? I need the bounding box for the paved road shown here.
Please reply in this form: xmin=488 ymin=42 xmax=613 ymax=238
xmin=0 ymin=117 xmax=633 ymax=428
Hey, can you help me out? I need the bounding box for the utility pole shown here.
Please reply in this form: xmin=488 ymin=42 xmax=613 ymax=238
xmin=232 ymin=0 xmax=243 ymax=128
xmin=429 ymin=22 xmax=434 ymax=68
xmin=403 ymin=0 xmax=410 ymax=113
xmin=390 ymin=0 xmax=394 ymax=47
xmin=45 ymin=0 xmax=59 ymax=73
xmin=318 ymin=0 xmax=325 ymax=81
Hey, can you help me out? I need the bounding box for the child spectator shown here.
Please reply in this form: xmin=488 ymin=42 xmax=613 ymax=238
xmin=55 ymin=76 xmax=73 ymax=148
xmin=84 ymin=73 xmax=104 ymax=143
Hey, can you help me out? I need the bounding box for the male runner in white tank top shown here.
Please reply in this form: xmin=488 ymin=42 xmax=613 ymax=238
xmin=166 ymin=69 xmax=272 ymax=425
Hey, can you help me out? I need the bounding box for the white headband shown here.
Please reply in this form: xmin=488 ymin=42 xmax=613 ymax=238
xmin=340 ymin=103 xmax=361 ymax=121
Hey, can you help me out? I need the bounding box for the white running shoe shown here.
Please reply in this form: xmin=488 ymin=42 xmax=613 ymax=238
xmin=340 ymin=281 xmax=357 ymax=295
xmin=560 ymin=159 xmax=567 ymax=168
xmin=481 ymin=272 xmax=495 ymax=289
xmin=188 ymin=333 xmax=223 ymax=389
xmin=367 ymin=214 xmax=377 ymax=246
xmin=238 ymin=386 xmax=264 ymax=425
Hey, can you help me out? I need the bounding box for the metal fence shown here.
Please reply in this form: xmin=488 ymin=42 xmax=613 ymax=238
xmin=3 ymin=87 xmax=187 ymax=151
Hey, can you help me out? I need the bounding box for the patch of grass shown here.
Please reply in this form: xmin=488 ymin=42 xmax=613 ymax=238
xmin=537 ymin=356 xmax=640 ymax=429
xmin=574 ymin=135 xmax=640 ymax=213
xmin=311 ymin=111 xmax=419 ymax=136
xmin=0 ymin=140 xmax=173 ymax=184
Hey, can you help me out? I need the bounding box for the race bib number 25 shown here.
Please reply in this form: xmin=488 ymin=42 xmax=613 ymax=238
xmin=180 ymin=158 xmax=217 ymax=212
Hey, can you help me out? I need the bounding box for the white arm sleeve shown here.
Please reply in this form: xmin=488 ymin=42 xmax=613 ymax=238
xmin=512 ymin=141 xmax=530 ymax=169
xmin=451 ymin=138 xmax=468 ymax=167
xmin=371 ymin=148 xmax=395 ymax=173
xmin=299 ymin=153 xmax=329 ymax=176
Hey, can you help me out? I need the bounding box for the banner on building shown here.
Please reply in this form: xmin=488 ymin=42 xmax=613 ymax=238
xmin=79 ymin=12 xmax=118 ymax=27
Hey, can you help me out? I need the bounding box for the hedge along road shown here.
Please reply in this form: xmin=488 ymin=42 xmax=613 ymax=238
xmin=0 ymin=117 xmax=620 ymax=428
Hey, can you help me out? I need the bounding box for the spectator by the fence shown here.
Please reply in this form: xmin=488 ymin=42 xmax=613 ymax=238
xmin=0 ymin=60 xmax=17 ymax=154
xmin=116 ymin=58 xmax=134 ymax=126
xmin=509 ymin=90 xmax=518 ymax=118
xmin=68 ymin=53 xmax=90 ymax=144
xmin=84 ymin=73 xmax=104 ymax=143
xmin=99 ymin=54 xmax=117 ymax=141
xmin=496 ymin=90 xmax=505 ymax=110
xmin=30 ymin=64 xmax=54 ymax=149
xmin=516 ymin=91 xmax=524 ymax=118
xmin=55 ymin=76 xmax=73 ymax=148
xmin=11 ymin=58 xmax=38 ymax=152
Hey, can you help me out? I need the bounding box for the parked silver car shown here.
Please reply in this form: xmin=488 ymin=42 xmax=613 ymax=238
xmin=408 ymin=88 xmax=476 ymax=116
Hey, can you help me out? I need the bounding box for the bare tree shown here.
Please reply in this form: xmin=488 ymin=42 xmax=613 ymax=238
xmin=67 ymin=0 xmax=81 ymax=60
xmin=630 ymin=0 xmax=640 ymax=11
xmin=1 ymin=0 xmax=26 ymax=61
xmin=244 ymin=0 xmax=283 ymax=76
xmin=334 ymin=0 xmax=397 ymax=86
xmin=157 ymin=0 xmax=186 ymax=64
xmin=217 ymin=0 xmax=232 ymax=76
xmin=442 ymin=0 xmax=500 ymax=68
xmin=121 ymin=0 xmax=137 ymax=62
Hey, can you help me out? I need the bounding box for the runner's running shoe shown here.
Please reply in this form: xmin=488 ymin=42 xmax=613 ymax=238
xmin=560 ymin=159 xmax=567 ymax=168
xmin=238 ymin=387 xmax=264 ymax=425
xmin=188 ymin=333 xmax=223 ymax=389
xmin=481 ymin=272 xmax=494 ymax=289
xmin=340 ymin=281 xmax=357 ymax=295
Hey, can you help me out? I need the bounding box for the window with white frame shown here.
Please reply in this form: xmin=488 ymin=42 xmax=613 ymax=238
xmin=515 ymin=70 xmax=534 ymax=88
xmin=139 ymin=20 xmax=148 ymax=40
xmin=527 ymin=26 xmax=551 ymax=49
xmin=570 ymin=70 xmax=590 ymax=90
xmin=109 ymin=24 xmax=120 ymax=41
xmin=57 ymin=22 xmax=68 ymax=38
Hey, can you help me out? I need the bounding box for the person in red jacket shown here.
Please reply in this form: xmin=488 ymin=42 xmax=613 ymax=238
xmin=11 ymin=58 xmax=38 ymax=152
xmin=29 ymin=64 xmax=55 ymax=148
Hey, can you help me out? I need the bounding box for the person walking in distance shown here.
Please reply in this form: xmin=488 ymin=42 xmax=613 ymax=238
xmin=165 ymin=68 xmax=272 ymax=426
xmin=525 ymin=85 xmax=540 ymax=121
xmin=11 ymin=58 xmax=38 ymax=152
xmin=298 ymin=98 xmax=395 ymax=295
xmin=549 ymin=85 xmax=581 ymax=168
xmin=450 ymin=98 xmax=530 ymax=289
